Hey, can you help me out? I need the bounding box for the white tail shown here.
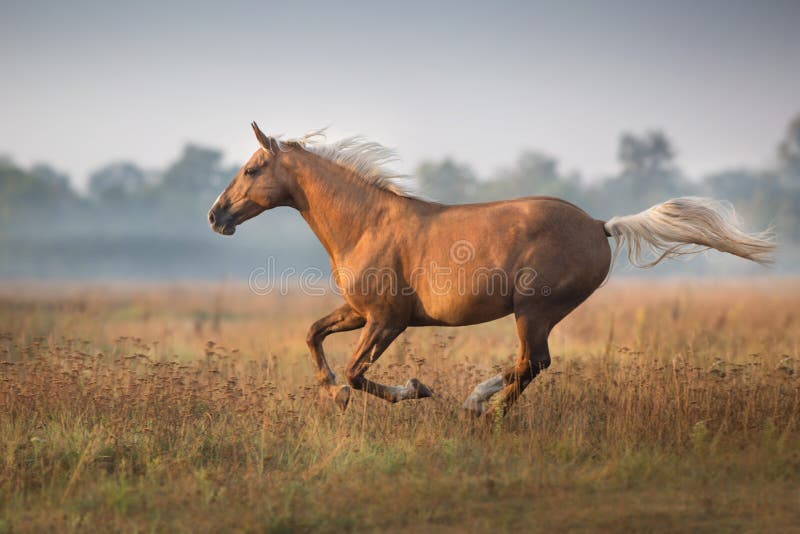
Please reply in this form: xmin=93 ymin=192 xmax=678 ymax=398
xmin=604 ymin=197 xmax=776 ymax=268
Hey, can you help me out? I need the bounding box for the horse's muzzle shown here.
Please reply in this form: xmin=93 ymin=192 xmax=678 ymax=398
xmin=208 ymin=207 xmax=236 ymax=236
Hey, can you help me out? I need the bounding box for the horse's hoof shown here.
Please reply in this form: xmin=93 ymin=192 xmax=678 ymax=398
xmin=406 ymin=378 xmax=433 ymax=399
xmin=333 ymin=385 xmax=351 ymax=412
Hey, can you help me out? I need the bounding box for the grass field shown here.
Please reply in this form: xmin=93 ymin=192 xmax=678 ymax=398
xmin=1 ymin=279 xmax=799 ymax=532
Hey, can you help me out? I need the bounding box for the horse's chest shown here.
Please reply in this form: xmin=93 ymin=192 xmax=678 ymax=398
xmin=331 ymin=259 xmax=403 ymax=297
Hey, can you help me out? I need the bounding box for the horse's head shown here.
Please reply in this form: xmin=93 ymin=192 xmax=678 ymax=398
xmin=208 ymin=122 xmax=295 ymax=235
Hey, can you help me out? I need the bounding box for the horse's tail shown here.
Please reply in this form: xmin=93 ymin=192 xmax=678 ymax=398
xmin=603 ymin=197 xmax=776 ymax=269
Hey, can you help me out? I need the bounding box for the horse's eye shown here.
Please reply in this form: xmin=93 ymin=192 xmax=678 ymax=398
xmin=244 ymin=167 xmax=257 ymax=176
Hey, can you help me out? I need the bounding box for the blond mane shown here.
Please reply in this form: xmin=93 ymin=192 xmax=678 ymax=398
xmin=280 ymin=129 xmax=416 ymax=198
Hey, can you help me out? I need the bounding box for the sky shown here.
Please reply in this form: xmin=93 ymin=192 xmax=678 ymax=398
xmin=1 ymin=0 xmax=799 ymax=190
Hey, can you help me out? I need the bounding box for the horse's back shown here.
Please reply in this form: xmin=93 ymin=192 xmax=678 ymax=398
xmin=421 ymin=195 xmax=608 ymax=260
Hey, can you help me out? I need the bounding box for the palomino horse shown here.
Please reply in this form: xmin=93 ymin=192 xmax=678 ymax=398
xmin=208 ymin=123 xmax=775 ymax=416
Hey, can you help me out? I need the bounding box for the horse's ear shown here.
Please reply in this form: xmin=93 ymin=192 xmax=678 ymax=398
xmin=251 ymin=122 xmax=276 ymax=154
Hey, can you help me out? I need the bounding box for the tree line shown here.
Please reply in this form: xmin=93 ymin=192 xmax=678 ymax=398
xmin=417 ymin=116 xmax=800 ymax=243
xmin=1 ymin=115 xmax=798 ymax=277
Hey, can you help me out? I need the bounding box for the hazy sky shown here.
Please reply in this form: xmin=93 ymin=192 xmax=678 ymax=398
xmin=1 ymin=0 xmax=798 ymax=189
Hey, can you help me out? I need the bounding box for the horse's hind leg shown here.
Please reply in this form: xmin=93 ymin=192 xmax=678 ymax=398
xmin=462 ymin=374 xmax=504 ymax=415
xmin=344 ymin=321 xmax=433 ymax=403
xmin=306 ymin=304 xmax=366 ymax=411
xmin=493 ymin=315 xmax=550 ymax=416
xmin=464 ymin=313 xmax=550 ymax=416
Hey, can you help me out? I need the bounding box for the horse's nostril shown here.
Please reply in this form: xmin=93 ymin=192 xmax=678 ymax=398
xmin=208 ymin=210 xmax=216 ymax=225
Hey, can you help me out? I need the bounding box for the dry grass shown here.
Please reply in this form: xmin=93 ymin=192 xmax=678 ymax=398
xmin=1 ymin=279 xmax=799 ymax=532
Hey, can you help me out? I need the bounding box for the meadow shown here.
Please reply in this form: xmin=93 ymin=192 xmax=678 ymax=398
xmin=1 ymin=279 xmax=799 ymax=532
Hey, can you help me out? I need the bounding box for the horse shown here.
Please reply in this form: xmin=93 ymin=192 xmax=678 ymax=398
xmin=208 ymin=123 xmax=775 ymax=416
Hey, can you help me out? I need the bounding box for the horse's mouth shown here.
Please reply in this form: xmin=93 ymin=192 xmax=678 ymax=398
xmin=212 ymin=222 xmax=236 ymax=236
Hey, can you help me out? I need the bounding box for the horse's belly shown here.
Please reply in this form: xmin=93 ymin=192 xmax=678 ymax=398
xmin=410 ymin=292 xmax=513 ymax=326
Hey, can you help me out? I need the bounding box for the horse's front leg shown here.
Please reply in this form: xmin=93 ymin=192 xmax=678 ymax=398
xmin=306 ymin=304 xmax=366 ymax=411
xmin=344 ymin=322 xmax=433 ymax=403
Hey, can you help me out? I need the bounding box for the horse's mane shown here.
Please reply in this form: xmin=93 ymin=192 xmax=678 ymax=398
xmin=280 ymin=129 xmax=416 ymax=198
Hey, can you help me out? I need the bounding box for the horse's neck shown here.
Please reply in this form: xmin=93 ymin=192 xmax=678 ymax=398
xmin=292 ymin=155 xmax=402 ymax=260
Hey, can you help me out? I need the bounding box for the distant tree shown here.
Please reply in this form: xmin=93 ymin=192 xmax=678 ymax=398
xmin=618 ymin=130 xmax=675 ymax=193
xmin=614 ymin=130 xmax=684 ymax=203
xmin=30 ymin=164 xmax=72 ymax=195
xmin=415 ymin=158 xmax=479 ymax=203
xmin=0 ymin=160 xmax=78 ymax=222
xmin=618 ymin=131 xmax=675 ymax=176
xmin=482 ymin=150 xmax=582 ymax=203
xmin=0 ymin=159 xmax=30 ymax=220
xmin=161 ymin=144 xmax=225 ymax=195
xmin=778 ymin=114 xmax=800 ymax=185
xmin=88 ymin=162 xmax=146 ymax=202
xmin=582 ymin=131 xmax=690 ymax=219
xmin=772 ymin=115 xmax=800 ymax=241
